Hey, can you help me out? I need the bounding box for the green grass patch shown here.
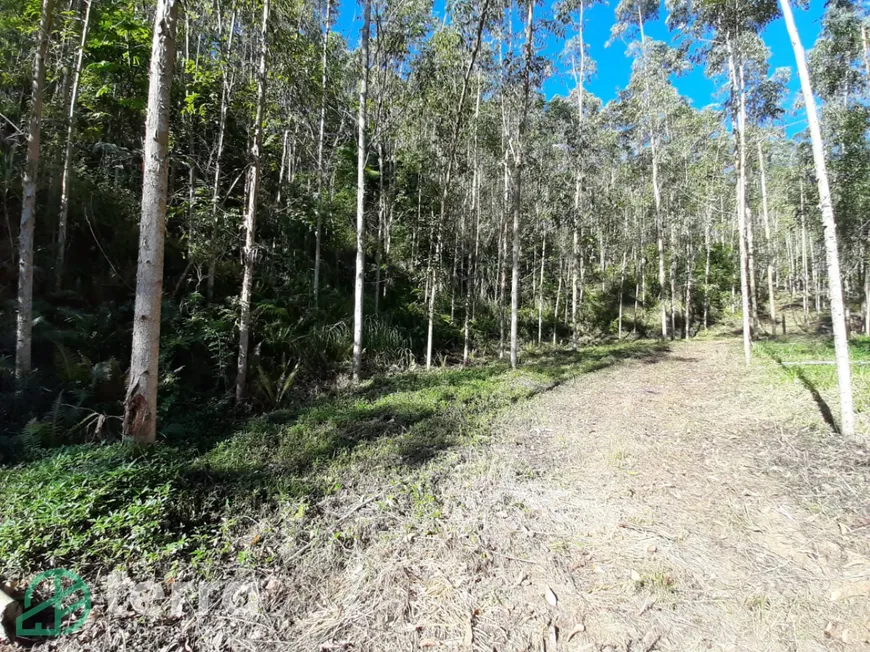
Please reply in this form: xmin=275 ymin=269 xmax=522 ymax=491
xmin=0 ymin=341 xmax=666 ymax=578
xmin=756 ymin=336 xmax=870 ymax=415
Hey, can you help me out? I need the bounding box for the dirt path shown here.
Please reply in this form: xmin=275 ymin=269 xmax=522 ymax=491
xmin=37 ymin=339 xmax=870 ymax=651
xmin=289 ymin=339 xmax=870 ymax=651
xmin=453 ymin=338 xmax=870 ymax=651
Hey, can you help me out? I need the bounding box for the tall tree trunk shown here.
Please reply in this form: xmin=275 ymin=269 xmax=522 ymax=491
xmin=727 ymin=38 xmax=752 ymax=366
xmin=234 ymin=0 xmax=269 ymax=402
xmin=757 ymin=140 xmax=776 ymax=335
xmin=567 ymin=4 xmax=587 ymax=350
xmin=653 ymin=151 xmax=667 ymax=339
xmin=55 ymin=0 xmax=92 ymax=290
xmin=800 ymin=177 xmax=810 ymax=325
xmin=684 ymin=246 xmax=693 ymax=339
xmin=499 ymin=205 xmax=507 ymax=358
xmin=464 ymin=77 xmax=482 ymax=365
xmin=668 ymin=228 xmax=676 ymax=340
xmin=510 ymin=0 xmax=533 ymax=369
xmin=123 ymin=0 xmax=179 ymax=442
xmin=425 ymin=0 xmax=490 ymax=369
xmin=312 ymin=1 xmax=332 ymax=301
xmin=781 ymin=0 xmax=855 ymax=436
xmin=746 ymin=205 xmax=760 ymax=331
xmin=703 ymin=216 xmax=711 ymax=330
xmin=208 ymin=8 xmax=236 ymax=301
xmin=571 ymin=174 xmax=581 ymax=350
xmin=864 ymin=248 xmax=870 ymax=337
xmin=276 ymin=129 xmax=288 ymax=204
xmin=641 ymin=22 xmax=667 ymax=341
xmin=810 ymin=237 xmax=820 ymax=314
xmin=15 ymin=0 xmax=55 ymax=381
xmin=553 ymin=258 xmax=562 ymax=345
xmin=352 ymin=0 xmax=370 ymax=383
xmin=374 ymin=142 xmax=385 ymax=315
xmin=569 ymin=8 xmax=586 ymax=351
xmin=633 ymin=251 xmax=641 ymax=335
xmin=618 ymin=250 xmax=627 ymax=340
xmin=312 ymin=0 xmax=330 ymax=303
xmin=538 ymin=231 xmax=546 ymax=344
xmin=449 ymin=206 xmax=461 ymax=323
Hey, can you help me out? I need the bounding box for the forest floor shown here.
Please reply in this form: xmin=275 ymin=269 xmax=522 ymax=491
xmin=6 ymin=337 xmax=870 ymax=651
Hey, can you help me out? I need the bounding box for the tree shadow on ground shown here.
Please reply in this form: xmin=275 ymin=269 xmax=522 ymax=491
xmin=768 ymin=354 xmax=838 ymax=432
xmin=2 ymin=340 xmax=673 ymax=576
xmin=788 ymin=365 xmax=838 ymax=432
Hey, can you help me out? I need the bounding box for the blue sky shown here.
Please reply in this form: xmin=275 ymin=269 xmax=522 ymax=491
xmin=333 ymin=0 xmax=827 ymax=129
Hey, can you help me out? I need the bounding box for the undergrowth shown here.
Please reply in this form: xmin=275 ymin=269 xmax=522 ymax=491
xmin=0 ymin=340 xmax=667 ymax=579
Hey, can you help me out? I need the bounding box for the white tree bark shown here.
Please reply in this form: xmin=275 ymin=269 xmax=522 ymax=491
xmin=780 ymin=0 xmax=855 ymax=436
xmin=123 ymin=0 xmax=179 ymax=442
xmin=208 ymin=7 xmax=236 ymax=301
xmin=684 ymin=247 xmax=693 ymax=339
xmin=15 ymin=0 xmax=54 ymax=381
xmin=757 ymin=139 xmax=777 ymax=334
xmin=55 ymin=0 xmax=92 ymax=290
xmin=464 ymin=76 xmax=482 ymax=365
xmin=800 ymin=177 xmax=810 ymax=324
xmin=569 ymin=6 xmax=586 ymax=351
xmin=425 ymin=0 xmax=490 ymax=369
xmin=571 ymin=174 xmax=581 ymax=350
xmin=352 ymin=0 xmax=370 ymax=383
xmin=727 ymin=39 xmax=752 ymax=366
xmin=618 ymin=250 xmax=627 ymax=339
xmin=538 ymin=231 xmax=546 ymax=344
xmin=313 ymin=0 xmax=332 ymax=304
xmin=235 ymin=0 xmax=270 ymax=402
xmin=510 ymin=0 xmax=534 ymax=369
xmin=553 ymin=258 xmax=562 ymax=345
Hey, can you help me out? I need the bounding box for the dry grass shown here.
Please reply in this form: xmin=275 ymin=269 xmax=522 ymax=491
xmin=12 ymin=339 xmax=870 ymax=651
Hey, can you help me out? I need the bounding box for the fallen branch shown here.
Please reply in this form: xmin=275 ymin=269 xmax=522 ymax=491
xmin=285 ymin=492 xmax=384 ymax=564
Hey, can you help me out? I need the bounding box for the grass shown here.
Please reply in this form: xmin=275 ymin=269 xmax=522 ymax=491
xmin=756 ymin=335 xmax=870 ymax=419
xmin=0 ymin=340 xmax=668 ymax=579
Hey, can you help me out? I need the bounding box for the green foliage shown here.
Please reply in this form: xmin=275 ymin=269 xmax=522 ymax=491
xmin=0 ymin=445 xmax=187 ymax=572
xmin=0 ymin=341 xmax=666 ymax=576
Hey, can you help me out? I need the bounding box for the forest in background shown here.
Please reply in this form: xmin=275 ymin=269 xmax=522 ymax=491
xmin=0 ymin=0 xmax=868 ymax=457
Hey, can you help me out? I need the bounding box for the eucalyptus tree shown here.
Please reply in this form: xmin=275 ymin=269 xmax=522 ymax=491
xmin=746 ymin=67 xmax=789 ymax=334
xmin=55 ymin=0 xmax=93 ymax=289
xmin=369 ymin=0 xmax=430 ymax=314
xmin=313 ymin=0 xmax=334 ymax=303
xmin=207 ymin=2 xmax=239 ymax=300
xmin=123 ymin=0 xmax=180 ymax=443
xmin=808 ymin=0 xmax=870 ymax=329
xmin=612 ymin=0 xmax=684 ymax=338
xmin=235 ymin=0 xmax=271 ymax=402
xmin=15 ymin=0 xmax=54 ymax=382
xmin=352 ymin=0 xmax=371 ymax=383
xmin=557 ymin=0 xmax=603 ymax=349
xmin=615 ymin=39 xmax=687 ymax=339
xmin=508 ymin=0 xmax=535 ymax=369
xmin=670 ymin=0 xmax=780 ymax=364
xmin=780 ymin=0 xmax=855 ymax=436
xmin=422 ymin=0 xmax=491 ymax=370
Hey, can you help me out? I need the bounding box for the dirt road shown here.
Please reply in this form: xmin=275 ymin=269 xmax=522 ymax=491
xmin=38 ymin=339 xmax=870 ymax=651
xmin=294 ymin=339 xmax=870 ymax=651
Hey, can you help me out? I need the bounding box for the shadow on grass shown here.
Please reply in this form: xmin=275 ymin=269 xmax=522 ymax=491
xmin=0 ymin=340 xmax=673 ymax=575
xmin=766 ymin=352 xmax=838 ymax=432
xmin=792 ymin=366 xmax=838 ymax=431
